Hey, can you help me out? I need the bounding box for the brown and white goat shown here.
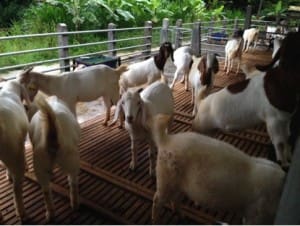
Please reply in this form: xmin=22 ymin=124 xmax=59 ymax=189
xmin=192 ymin=65 xmax=298 ymax=169
xmin=29 ymin=96 xmax=81 ymax=222
xmin=189 ymin=53 xmax=219 ymax=116
xmin=119 ymin=42 xmax=174 ymax=94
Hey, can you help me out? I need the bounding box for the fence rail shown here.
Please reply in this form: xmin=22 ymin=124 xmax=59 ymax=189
xmin=0 ymin=6 xmax=296 ymax=76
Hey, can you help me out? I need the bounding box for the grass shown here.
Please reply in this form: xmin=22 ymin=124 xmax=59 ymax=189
xmin=0 ymin=27 xmax=165 ymax=73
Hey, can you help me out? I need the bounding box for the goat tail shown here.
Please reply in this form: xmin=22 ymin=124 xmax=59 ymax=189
xmin=35 ymin=96 xmax=59 ymax=150
xmin=115 ymin=64 xmax=128 ymax=75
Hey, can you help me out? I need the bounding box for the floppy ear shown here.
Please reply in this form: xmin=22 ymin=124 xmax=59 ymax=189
xmin=110 ymin=98 xmax=124 ymax=127
xmin=198 ymin=56 xmax=207 ymax=82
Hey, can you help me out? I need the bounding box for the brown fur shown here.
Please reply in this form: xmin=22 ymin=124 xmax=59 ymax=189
xmin=154 ymin=42 xmax=174 ymax=71
xmin=264 ymin=67 xmax=298 ymax=113
xmin=227 ymin=79 xmax=250 ymax=94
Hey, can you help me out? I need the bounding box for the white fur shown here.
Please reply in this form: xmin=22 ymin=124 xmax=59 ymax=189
xmin=192 ymin=73 xmax=293 ymax=168
xmin=29 ymin=96 xmax=81 ymax=222
xmin=224 ymin=38 xmax=243 ymax=75
xmin=112 ymin=81 xmax=174 ymax=176
xmin=170 ymin=46 xmax=193 ymax=90
xmin=119 ymin=42 xmax=173 ymax=94
xmin=19 ymin=64 xmax=127 ymax=125
xmin=119 ymin=58 xmax=162 ymax=94
xmin=150 ymin=114 xmax=285 ymax=224
xmin=243 ymin=28 xmax=259 ymax=52
xmin=189 ymin=53 xmax=219 ymax=116
xmin=0 ymin=79 xmax=31 ymax=221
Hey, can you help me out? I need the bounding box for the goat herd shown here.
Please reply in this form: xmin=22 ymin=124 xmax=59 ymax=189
xmin=0 ymin=27 xmax=299 ymax=224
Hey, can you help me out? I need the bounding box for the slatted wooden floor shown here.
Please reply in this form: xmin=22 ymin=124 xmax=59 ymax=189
xmin=0 ymin=49 xmax=274 ymax=225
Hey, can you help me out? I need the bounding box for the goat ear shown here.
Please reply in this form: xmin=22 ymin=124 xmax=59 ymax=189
xmin=110 ymin=99 xmax=124 ymax=127
xmin=19 ymin=67 xmax=33 ymax=83
xmin=198 ymin=56 xmax=207 ymax=76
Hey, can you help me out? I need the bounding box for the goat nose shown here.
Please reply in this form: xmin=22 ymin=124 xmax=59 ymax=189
xmin=127 ymin=116 xmax=133 ymax=124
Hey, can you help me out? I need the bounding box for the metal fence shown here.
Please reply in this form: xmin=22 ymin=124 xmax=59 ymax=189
xmin=0 ymin=15 xmax=291 ymax=77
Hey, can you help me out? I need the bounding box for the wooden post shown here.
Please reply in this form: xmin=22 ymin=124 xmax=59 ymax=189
xmin=57 ymin=23 xmax=70 ymax=72
xmin=143 ymin=21 xmax=152 ymax=59
xmin=160 ymin=18 xmax=169 ymax=44
xmin=174 ymin=19 xmax=183 ymax=49
xmin=244 ymin=5 xmax=252 ymax=29
xmin=108 ymin=23 xmax=117 ymax=56
xmin=191 ymin=21 xmax=201 ymax=57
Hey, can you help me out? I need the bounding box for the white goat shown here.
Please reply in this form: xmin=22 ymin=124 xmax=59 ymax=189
xmin=29 ymin=95 xmax=81 ymax=222
xmin=112 ymin=81 xmax=174 ymax=176
xmin=18 ymin=64 xmax=128 ymax=125
xmin=192 ymin=66 xmax=295 ymax=169
xmin=224 ymin=29 xmax=244 ymax=75
xmin=119 ymin=42 xmax=174 ymax=94
xmin=243 ymin=28 xmax=259 ymax=52
xmin=170 ymin=46 xmax=193 ymax=90
xmin=0 ymin=79 xmax=31 ymax=222
xmin=189 ymin=53 xmax=219 ymax=116
xmin=149 ymin=114 xmax=285 ymax=224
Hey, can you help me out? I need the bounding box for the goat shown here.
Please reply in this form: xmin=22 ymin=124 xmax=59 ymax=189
xmin=189 ymin=53 xmax=219 ymax=116
xmin=170 ymin=46 xmax=193 ymax=90
xmin=149 ymin=114 xmax=285 ymax=224
xmin=112 ymin=80 xmax=174 ymax=176
xmin=119 ymin=42 xmax=174 ymax=94
xmin=28 ymin=95 xmax=81 ymax=222
xmin=0 ymin=79 xmax=31 ymax=222
xmin=243 ymin=28 xmax=259 ymax=52
xmin=192 ymin=66 xmax=298 ymax=169
xmin=224 ymin=29 xmax=244 ymax=75
xmin=18 ymin=64 xmax=128 ymax=126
